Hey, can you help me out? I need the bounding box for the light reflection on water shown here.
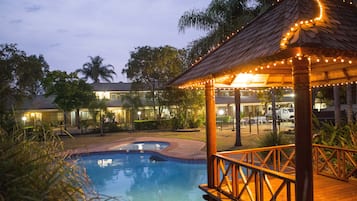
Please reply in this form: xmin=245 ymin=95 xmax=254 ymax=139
xmin=78 ymin=152 xmax=207 ymax=201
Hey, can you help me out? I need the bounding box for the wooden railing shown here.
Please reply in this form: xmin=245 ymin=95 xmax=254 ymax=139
xmin=220 ymin=144 xmax=296 ymax=173
xmin=212 ymin=154 xmax=295 ymax=201
xmin=205 ymin=144 xmax=357 ymax=201
xmin=313 ymin=144 xmax=357 ymax=181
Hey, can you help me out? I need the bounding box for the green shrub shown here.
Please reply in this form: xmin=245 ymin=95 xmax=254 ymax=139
xmin=0 ymin=128 xmax=97 ymax=201
xmin=134 ymin=120 xmax=158 ymax=130
xmin=258 ymin=132 xmax=290 ymax=147
xmin=134 ymin=119 xmax=173 ymax=130
xmin=313 ymin=122 xmax=357 ymax=148
xmin=216 ymin=115 xmax=231 ymax=123
xmin=103 ymin=122 xmax=120 ymax=132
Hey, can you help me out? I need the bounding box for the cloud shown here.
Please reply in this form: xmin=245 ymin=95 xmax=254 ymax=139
xmin=56 ymin=29 xmax=68 ymax=33
xmin=49 ymin=43 xmax=61 ymax=48
xmin=9 ymin=19 xmax=23 ymax=24
xmin=25 ymin=4 xmax=41 ymax=12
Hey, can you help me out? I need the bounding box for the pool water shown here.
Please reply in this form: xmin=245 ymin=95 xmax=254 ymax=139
xmin=78 ymin=152 xmax=207 ymax=201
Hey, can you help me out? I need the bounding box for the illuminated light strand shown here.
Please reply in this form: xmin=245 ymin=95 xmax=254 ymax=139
xmin=313 ymin=81 xmax=357 ymax=89
xmin=280 ymin=0 xmax=324 ymax=49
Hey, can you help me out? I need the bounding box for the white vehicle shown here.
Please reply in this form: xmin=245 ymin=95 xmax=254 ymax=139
xmin=266 ymin=107 xmax=294 ymax=122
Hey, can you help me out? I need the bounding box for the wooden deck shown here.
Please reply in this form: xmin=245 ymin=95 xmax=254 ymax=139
xmin=313 ymin=175 xmax=357 ymax=201
xmin=200 ymin=175 xmax=357 ymax=201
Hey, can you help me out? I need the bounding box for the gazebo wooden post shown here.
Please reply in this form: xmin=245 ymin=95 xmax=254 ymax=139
xmin=292 ymin=57 xmax=313 ymax=201
xmin=205 ymin=80 xmax=218 ymax=188
xmin=234 ymin=88 xmax=242 ymax=146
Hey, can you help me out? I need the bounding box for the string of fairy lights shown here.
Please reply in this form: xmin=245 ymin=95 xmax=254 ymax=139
xmin=180 ymin=0 xmax=356 ymax=91
xmin=180 ymin=54 xmax=355 ymax=91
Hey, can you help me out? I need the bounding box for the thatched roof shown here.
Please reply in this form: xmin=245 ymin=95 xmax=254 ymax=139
xmin=170 ymin=0 xmax=357 ymax=88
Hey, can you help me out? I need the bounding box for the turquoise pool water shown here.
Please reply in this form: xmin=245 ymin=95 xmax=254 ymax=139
xmin=78 ymin=152 xmax=207 ymax=201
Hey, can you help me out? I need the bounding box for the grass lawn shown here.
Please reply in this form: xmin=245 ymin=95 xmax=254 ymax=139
xmin=62 ymin=122 xmax=295 ymax=152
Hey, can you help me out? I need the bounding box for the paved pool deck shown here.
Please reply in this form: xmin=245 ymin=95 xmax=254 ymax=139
xmin=68 ymin=137 xmax=207 ymax=161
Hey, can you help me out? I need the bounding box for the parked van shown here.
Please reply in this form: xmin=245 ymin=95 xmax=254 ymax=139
xmin=266 ymin=107 xmax=294 ymax=122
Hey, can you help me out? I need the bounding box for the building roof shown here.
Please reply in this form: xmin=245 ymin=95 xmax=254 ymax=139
xmin=91 ymin=82 xmax=132 ymax=91
xmin=17 ymin=95 xmax=57 ymax=110
xmin=170 ymin=0 xmax=357 ymax=88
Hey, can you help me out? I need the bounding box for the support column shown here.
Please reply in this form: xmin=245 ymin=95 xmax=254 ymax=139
xmin=334 ymin=86 xmax=341 ymax=126
xmin=205 ymin=80 xmax=217 ymax=188
xmin=234 ymin=88 xmax=242 ymax=146
xmin=292 ymin=57 xmax=313 ymax=201
xmin=347 ymin=84 xmax=353 ymax=124
xmin=271 ymin=88 xmax=278 ymax=134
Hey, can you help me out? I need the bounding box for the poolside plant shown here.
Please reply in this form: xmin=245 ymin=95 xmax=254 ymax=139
xmin=313 ymin=121 xmax=357 ymax=148
xmin=0 ymin=127 xmax=95 ymax=201
xmin=258 ymin=132 xmax=290 ymax=148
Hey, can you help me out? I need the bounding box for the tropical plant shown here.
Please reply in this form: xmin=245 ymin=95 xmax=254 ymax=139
xmin=178 ymin=0 xmax=274 ymax=61
xmin=121 ymin=92 xmax=142 ymax=129
xmin=0 ymin=127 xmax=95 ymax=200
xmin=77 ymin=56 xmax=116 ymax=83
xmin=258 ymin=132 xmax=291 ymax=147
xmin=313 ymin=121 xmax=357 ymax=149
xmin=87 ymin=98 xmax=108 ymax=135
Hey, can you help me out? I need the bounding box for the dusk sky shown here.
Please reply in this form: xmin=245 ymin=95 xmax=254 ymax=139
xmin=0 ymin=0 xmax=210 ymax=82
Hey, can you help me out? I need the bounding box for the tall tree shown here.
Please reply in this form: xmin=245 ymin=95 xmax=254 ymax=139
xmin=123 ymin=46 xmax=186 ymax=119
xmin=77 ymin=56 xmax=116 ymax=83
xmin=179 ymin=0 xmax=275 ymax=142
xmin=0 ymin=44 xmax=49 ymax=129
xmin=42 ymin=71 xmax=96 ymax=130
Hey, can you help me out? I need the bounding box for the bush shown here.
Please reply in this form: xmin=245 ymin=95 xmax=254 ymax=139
xmin=258 ymin=132 xmax=290 ymax=147
xmin=103 ymin=122 xmax=120 ymax=132
xmin=0 ymin=128 xmax=96 ymax=200
xmin=216 ymin=115 xmax=231 ymax=123
xmin=313 ymin=121 xmax=357 ymax=148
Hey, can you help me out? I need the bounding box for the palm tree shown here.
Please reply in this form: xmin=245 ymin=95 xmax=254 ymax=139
xmin=178 ymin=0 xmax=273 ymax=61
xmin=179 ymin=0 xmax=275 ymax=145
xmin=77 ymin=56 xmax=116 ymax=83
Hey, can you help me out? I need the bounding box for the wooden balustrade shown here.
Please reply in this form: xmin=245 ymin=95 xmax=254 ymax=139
xmin=220 ymin=144 xmax=296 ymax=173
xmin=201 ymin=144 xmax=357 ymax=200
xmin=208 ymin=154 xmax=295 ymax=201
xmin=313 ymin=144 xmax=357 ymax=181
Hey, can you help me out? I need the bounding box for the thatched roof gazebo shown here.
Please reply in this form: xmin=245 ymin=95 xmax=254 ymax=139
xmin=170 ymin=0 xmax=357 ymax=200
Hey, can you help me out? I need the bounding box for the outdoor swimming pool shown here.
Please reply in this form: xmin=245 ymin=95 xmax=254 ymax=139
xmin=78 ymin=152 xmax=207 ymax=201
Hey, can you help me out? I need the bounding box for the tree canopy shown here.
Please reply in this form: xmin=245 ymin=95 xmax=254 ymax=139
xmin=0 ymin=43 xmax=49 ymax=115
xmin=42 ymin=71 xmax=96 ymax=129
xmin=77 ymin=56 xmax=116 ymax=83
xmin=122 ymin=45 xmax=188 ymax=119
xmin=123 ymin=45 xmax=185 ymax=86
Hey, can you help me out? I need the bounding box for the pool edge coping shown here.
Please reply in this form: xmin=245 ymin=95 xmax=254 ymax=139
xmin=66 ymin=137 xmax=207 ymax=161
